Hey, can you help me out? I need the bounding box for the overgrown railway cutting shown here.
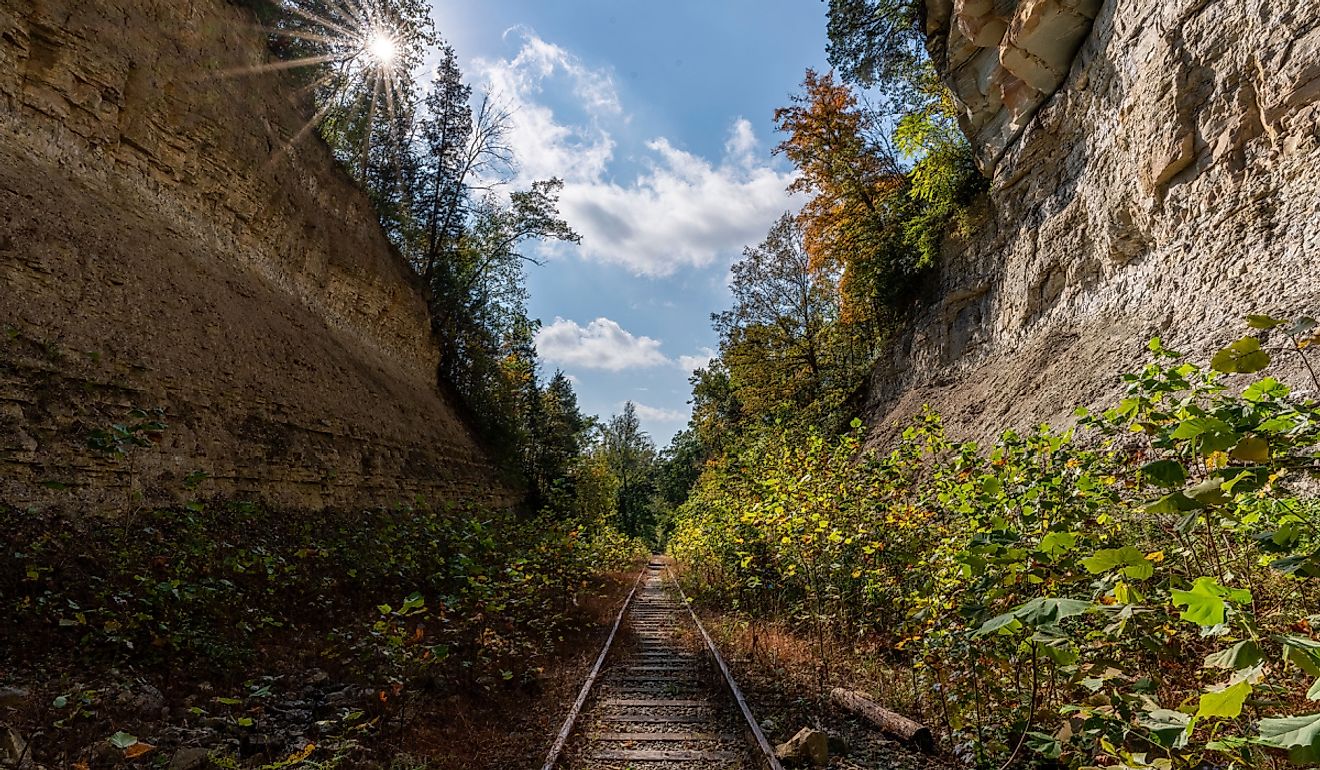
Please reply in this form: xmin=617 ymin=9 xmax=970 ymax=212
xmin=542 ymin=559 xmax=783 ymax=770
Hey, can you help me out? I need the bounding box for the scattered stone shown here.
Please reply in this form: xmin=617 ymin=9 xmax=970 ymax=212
xmin=774 ymin=727 xmax=829 ymax=767
xmin=0 ymin=689 xmax=28 ymax=710
xmin=1 ymin=725 xmax=33 ymax=769
xmin=134 ymin=684 xmax=166 ymax=717
xmin=168 ymin=747 xmax=212 ymax=770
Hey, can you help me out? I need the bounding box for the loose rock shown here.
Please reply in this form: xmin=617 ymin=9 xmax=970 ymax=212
xmin=1 ymin=725 xmax=32 ymax=769
xmin=774 ymin=727 xmax=830 ymax=767
xmin=0 ymin=689 xmax=28 ymax=710
xmin=168 ymin=747 xmax=212 ymax=770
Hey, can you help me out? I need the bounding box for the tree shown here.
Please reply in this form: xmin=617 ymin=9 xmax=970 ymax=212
xmin=655 ymin=429 xmax=704 ymax=510
xmin=415 ymin=45 xmax=474 ymax=281
xmin=688 ymin=362 xmax=742 ymax=456
xmin=527 ymin=371 xmax=592 ymax=509
xmin=822 ymin=0 xmax=927 ymax=94
xmin=714 ymin=214 xmax=841 ymax=424
xmin=774 ymin=70 xmax=908 ymax=317
xmin=429 ymin=180 xmax=579 ymax=443
xmin=718 ymin=216 xmax=871 ymax=430
xmin=600 ymin=403 xmax=658 ymax=541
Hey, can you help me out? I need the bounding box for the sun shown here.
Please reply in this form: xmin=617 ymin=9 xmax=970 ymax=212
xmin=366 ymin=30 xmax=398 ymax=68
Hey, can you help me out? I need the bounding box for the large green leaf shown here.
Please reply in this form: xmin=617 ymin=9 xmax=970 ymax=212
xmin=1279 ymin=636 xmax=1320 ymax=676
xmin=1186 ymin=478 xmax=1231 ymax=505
xmin=1230 ymin=435 xmax=1271 ymax=462
xmin=1196 ymin=679 xmax=1251 ymax=719
xmin=1211 ymin=336 xmax=1271 ymax=374
xmin=1140 ymin=709 xmax=1190 ymax=749
xmin=1012 ymin=597 xmax=1092 ymax=627
xmin=976 ymin=598 xmax=1090 ymax=636
xmin=1203 ymin=640 xmax=1263 ymax=671
xmin=1171 ymin=416 xmax=1235 ymax=440
xmin=1147 ymin=492 xmax=1204 ymax=515
xmin=976 ymin=612 xmax=1022 ymax=636
xmin=1243 ymin=377 xmax=1289 ymax=403
xmin=1140 ymin=459 xmax=1187 ymax=488
xmin=1246 ymin=314 xmax=1289 ymax=330
xmin=1037 ymin=531 xmax=1077 ymax=557
xmin=1171 ymin=577 xmax=1251 ymax=627
xmin=1082 ymin=546 xmax=1155 ymax=580
xmin=1257 ymin=712 xmax=1320 ymax=761
xmin=1274 ymin=552 xmax=1320 ymax=578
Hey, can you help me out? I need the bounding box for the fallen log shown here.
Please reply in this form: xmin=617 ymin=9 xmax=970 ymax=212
xmin=829 ymin=688 xmax=935 ymax=754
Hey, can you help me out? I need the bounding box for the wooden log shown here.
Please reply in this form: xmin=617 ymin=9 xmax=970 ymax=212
xmin=830 ymin=688 xmax=936 ymax=754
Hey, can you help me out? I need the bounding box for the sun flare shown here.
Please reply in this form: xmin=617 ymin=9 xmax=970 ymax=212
xmin=366 ymin=31 xmax=398 ymax=68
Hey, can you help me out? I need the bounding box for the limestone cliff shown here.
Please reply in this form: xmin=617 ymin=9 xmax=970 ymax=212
xmin=0 ymin=0 xmax=513 ymax=510
xmin=866 ymin=0 xmax=1320 ymax=441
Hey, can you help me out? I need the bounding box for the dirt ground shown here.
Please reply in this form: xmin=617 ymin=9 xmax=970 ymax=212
xmin=700 ymin=614 xmax=964 ymax=770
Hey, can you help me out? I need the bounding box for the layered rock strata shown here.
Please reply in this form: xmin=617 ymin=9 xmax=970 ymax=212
xmin=0 ymin=0 xmax=513 ymax=510
xmin=868 ymin=0 xmax=1320 ymax=442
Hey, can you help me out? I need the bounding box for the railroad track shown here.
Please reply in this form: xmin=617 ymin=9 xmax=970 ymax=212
xmin=542 ymin=558 xmax=783 ymax=770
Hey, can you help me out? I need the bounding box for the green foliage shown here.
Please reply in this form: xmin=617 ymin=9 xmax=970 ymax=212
xmin=670 ymin=315 xmax=1320 ymax=768
xmin=2 ymin=499 xmax=644 ymax=687
xmin=823 ymin=0 xmax=926 ymax=94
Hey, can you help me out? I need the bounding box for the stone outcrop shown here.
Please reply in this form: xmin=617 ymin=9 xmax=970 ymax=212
xmin=867 ymin=0 xmax=1320 ymax=442
xmin=0 ymin=0 xmax=514 ymax=511
xmin=927 ymin=0 xmax=1103 ymax=174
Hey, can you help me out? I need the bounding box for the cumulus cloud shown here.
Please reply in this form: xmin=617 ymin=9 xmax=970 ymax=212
xmin=632 ymin=403 xmax=690 ymax=423
xmin=535 ymin=317 xmax=670 ymax=371
xmin=472 ymin=30 xmax=801 ymax=277
xmin=677 ymin=347 xmax=716 ymax=373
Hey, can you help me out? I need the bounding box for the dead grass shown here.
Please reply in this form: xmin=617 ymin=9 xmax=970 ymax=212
xmin=699 ymin=612 xmax=960 ymax=770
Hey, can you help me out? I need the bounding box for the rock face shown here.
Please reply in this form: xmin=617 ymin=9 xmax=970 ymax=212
xmin=927 ymin=0 xmax=1104 ymax=173
xmin=867 ymin=0 xmax=1320 ymax=442
xmin=0 ymin=0 xmax=513 ymax=510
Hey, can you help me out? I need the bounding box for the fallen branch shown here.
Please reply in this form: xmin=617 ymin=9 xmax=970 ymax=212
xmin=829 ymin=687 xmax=935 ymax=754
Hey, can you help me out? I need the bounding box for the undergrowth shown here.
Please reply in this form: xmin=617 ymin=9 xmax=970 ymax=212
xmin=671 ymin=315 xmax=1320 ymax=769
xmin=1 ymin=498 xmax=646 ymax=763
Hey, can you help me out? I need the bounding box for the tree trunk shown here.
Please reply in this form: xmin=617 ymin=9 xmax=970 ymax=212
xmin=829 ymin=688 xmax=935 ymax=753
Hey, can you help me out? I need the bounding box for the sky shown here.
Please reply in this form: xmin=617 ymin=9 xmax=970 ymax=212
xmin=428 ymin=1 xmax=830 ymax=445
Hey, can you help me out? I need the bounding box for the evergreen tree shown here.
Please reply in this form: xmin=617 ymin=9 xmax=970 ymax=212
xmin=416 ymin=45 xmax=473 ymax=282
xmin=601 ymin=403 xmax=657 ymax=540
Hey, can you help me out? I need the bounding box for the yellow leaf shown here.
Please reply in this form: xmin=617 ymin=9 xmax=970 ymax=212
xmin=123 ymin=742 xmax=155 ymax=759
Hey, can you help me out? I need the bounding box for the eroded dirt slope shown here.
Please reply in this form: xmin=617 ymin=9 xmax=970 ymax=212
xmin=0 ymin=0 xmax=513 ymax=510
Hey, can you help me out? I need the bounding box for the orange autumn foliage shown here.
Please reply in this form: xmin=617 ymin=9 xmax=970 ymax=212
xmin=774 ymin=70 xmax=905 ymax=286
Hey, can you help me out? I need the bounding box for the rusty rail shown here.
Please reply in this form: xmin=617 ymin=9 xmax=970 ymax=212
xmin=539 ymin=562 xmax=647 ymax=770
xmin=668 ymin=565 xmax=785 ymax=770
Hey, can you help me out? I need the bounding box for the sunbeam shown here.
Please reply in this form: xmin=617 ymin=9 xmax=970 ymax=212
xmin=213 ymin=1 xmax=424 ymax=173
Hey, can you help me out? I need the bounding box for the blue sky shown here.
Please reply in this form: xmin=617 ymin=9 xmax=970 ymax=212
xmin=428 ymin=1 xmax=829 ymax=445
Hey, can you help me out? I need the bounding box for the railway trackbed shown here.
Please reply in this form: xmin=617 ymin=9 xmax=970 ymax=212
xmin=541 ymin=559 xmax=783 ymax=770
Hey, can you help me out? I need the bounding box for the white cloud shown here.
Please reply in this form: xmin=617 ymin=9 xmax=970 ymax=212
xmin=474 ymin=28 xmax=618 ymax=184
xmin=472 ymin=30 xmax=802 ymax=277
xmin=678 ymin=347 xmax=716 ymax=373
xmin=632 ymin=403 xmax=690 ymax=423
xmin=535 ymin=317 xmax=670 ymax=371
